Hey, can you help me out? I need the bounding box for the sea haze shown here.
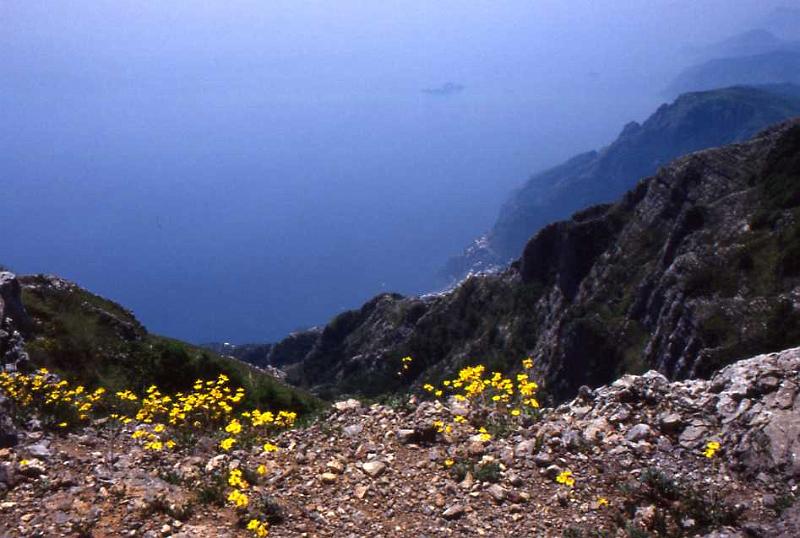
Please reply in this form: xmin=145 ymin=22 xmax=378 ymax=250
xmin=0 ymin=0 xmax=785 ymax=342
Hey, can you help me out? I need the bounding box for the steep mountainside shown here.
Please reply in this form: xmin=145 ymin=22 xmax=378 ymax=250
xmin=442 ymin=85 xmax=800 ymax=283
xmin=204 ymin=329 xmax=322 ymax=372
xmin=248 ymin=119 xmax=800 ymax=402
xmin=667 ymin=52 xmax=800 ymax=96
xmin=0 ymin=272 xmax=321 ymax=413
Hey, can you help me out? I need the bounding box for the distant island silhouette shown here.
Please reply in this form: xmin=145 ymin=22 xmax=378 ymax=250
xmin=421 ymin=82 xmax=465 ymax=96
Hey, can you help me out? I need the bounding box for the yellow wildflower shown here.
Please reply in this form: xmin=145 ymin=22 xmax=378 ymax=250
xmin=247 ymin=519 xmax=269 ymax=537
xmin=703 ymin=440 xmax=721 ymax=458
xmin=556 ymin=470 xmax=575 ymax=487
xmin=228 ymin=469 xmax=249 ymax=489
xmin=225 ymin=419 xmax=242 ymax=435
xmin=227 ymin=488 xmax=249 ymax=508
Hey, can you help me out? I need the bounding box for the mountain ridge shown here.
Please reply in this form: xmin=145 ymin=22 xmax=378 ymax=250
xmin=441 ymin=84 xmax=800 ymax=285
xmin=230 ymin=118 xmax=800 ymax=404
xmin=667 ymin=51 xmax=800 ymax=96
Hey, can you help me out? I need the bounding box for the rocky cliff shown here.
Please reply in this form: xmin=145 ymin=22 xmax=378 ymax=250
xmin=442 ymin=84 xmax=800 ymax=283
xmin=253 ymin=118 xmax=800 ymax=403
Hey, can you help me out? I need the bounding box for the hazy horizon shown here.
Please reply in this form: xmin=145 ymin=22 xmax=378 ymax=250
xmin=1 ymin=0 xmax=790 ymax=343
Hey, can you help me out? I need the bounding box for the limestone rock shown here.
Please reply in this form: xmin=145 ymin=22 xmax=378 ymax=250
xmin=320 ymin=472 xmax=337 ymax=484
xmin=362 ymin=461 xmax=387 ymax=477
xmin=442 ymin=504 xmax=465 ymax=520
xmin=486 ymin=484 xmax=507 ymax=503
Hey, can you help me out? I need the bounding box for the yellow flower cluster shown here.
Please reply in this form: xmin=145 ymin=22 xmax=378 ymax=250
xmin=115 ymin=389 xmax=138 ymax=401
xmin=703 ymin=440 xmax=721 ymax=458
xmin=227 ymin=488 xmax=249 ymax=508
xmin=126 ymin=375 xmax=246 ymax=451
xmin=397 ymin=356 xmax=413 ymax=376
xmin=556 ymin=469 xmax=575 ymax=487
xmin=0 ymin=368 xmax=296 ymax=537
xmin=228 ymin=468 xmax=249 ymax=489
xmin=423 ymin=357 xmax=535 ymax=408
xmin=432 ymin=420 xmax=452 ymax=434
xmin=247 ymin=519 xmax=269 ymax=537
xmin=225 ymin=418 xmax=243 ymax=435
xmin=130 ymin=425 xmax=176 ymax=451
xmin=242 ymin=409 xmax=297 ymax=428
xmin=112 ymin=374 xmax=296 ymax=453
xmin=422 ymin=383 xmax=443 ymax=398
xmin=0 ymin=369 xmax=105 ymax=426
xmin=132 ymin=374 xmax=243 ymax=428
xmin=516 ymin=372 xmax=540 ymax=409
xmin=424 ymin=358 xmax=539 ymax=410
xmin=417 ymin=359 xmax=544 ymax=447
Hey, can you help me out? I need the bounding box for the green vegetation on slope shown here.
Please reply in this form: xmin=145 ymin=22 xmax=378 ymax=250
xmin=18 ymin=276 xmax=322 ymax=414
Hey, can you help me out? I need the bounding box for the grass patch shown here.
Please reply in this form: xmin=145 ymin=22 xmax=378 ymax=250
xmin=615 ymin=468 xmax=741 ymax=536
xmin=19 ymin=278 xmax=323 ymax=415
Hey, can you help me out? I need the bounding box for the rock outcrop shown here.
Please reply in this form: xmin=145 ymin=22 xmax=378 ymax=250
xmin=552 ymin=346 xmax=800 ymax=481
xmin=0 ymin=272 xmax=29 ymax=368
xmin=252 ymin=118 xmax=800 ymax=402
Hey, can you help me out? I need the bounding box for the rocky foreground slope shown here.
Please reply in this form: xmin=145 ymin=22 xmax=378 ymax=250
xmin=0 ymin=346 xmax=798 ymax=537
xmin=235 ymin=118 xmax=800 ymax=403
